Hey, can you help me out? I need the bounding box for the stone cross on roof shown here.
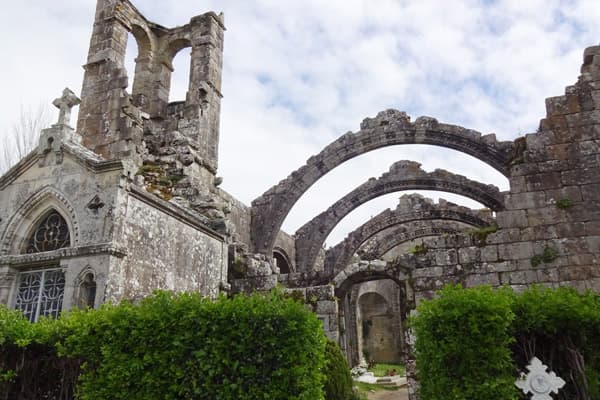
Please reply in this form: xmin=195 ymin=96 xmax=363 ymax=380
xmin=52 ymin=88 xmax=80 ymax=127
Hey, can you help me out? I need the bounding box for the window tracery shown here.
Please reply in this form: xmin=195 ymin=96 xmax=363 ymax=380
xmin=25 ymin=211 xmax=70 ymax=253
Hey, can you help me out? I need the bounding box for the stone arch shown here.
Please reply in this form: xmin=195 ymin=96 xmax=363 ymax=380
xmin=130 ymin=23 xmax=154 ymax=60
xmin=251 ymin=110 xmax=513 ymax=256
xmin=294 ymin=160 xmax=504 ymax=272
xmin=128 ymin=23 xmax=156 ymax=104
xmin=326 ymin=194 xmax=493 ymax=274
xmin=165 ymin=38 xmax=193 ymax=65
xmin=273 ymin=247 xmax=293 ymax=274
xmin=333 ymin=260 xmax=415 ymax=365
xmin=0 ymin=186 xmax=80 ymax=255
xmin=332 ymin=260 xmax=409 ymax=298
xmin=358 ymin=220 xmax=473 ymax=261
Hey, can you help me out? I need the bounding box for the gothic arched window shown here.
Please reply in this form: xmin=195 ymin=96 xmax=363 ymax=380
xmin=25 ymin=211 xmax=70 ymax=254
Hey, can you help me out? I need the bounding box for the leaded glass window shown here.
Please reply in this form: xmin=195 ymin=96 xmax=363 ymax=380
xmin=15 ymin=269 xmax=65 ymax=322
xmin=25 ymin=211 xmax=70 ymax=253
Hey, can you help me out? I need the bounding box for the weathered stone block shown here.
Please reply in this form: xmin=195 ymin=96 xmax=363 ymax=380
xmin=501 ymin=270 xmax=537 ymax=285
xmin=581 ymin=183 xmax=600 ymax=202
xmin=465 ymin=272 xmax=500 ymax=287
xmin=497 ymin=210 xmax=528 ymax=228
xmin=481 ymin=246 xmax=499 ymax=263
xmin=316 ymin=300 xmax=337 ymax=314
xmin=505 ymin=191 xmax=547 ymax=210
xmin=458 ymin=247 xmax=480 ymax=264
xmin=498 ymin=242 xmax=534 ymax=261
xmin=525 ymin=172 xmax=562 ymax=191
xmin=413 ymin=267 xmax=444 ymax=278
xmin=536 ymin=268 xmax=559 ymax=282
xmin=306 ymin=285 xmax=335 ymax=301
xmin=527 ymin=207 xmax=565 ymax=226
xmin=486 ymin=260 xmax=515 ymax=273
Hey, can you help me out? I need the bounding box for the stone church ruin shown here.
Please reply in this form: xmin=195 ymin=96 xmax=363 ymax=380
xmin=1 ymin=1 xmax=600 ymax=398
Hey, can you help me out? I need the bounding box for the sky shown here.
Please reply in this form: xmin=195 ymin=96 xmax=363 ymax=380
xmin=0 ymin=0 xmax=599 ymax=247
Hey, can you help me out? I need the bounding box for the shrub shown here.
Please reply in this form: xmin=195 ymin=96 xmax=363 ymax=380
xmin=512 ymin=286 xmax=600 ymax=399
xmin=1 ymin=290 xmax=328 ymax=400
xmin=323 ymin=339 xmax=353 ymax=400
xmin=411 ymin=285 xmax=518 ymax=400
xmin=412 ymin=285 xmax=600 ymax=400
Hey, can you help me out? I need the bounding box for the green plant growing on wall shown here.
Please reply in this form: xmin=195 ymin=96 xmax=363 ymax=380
xmin=531 ymin=246 xmax=559 ymax=267
xmin=408 ymin=243 xmax=427 ymax=255
xmin=555 ymin=197 xmax=574 ymax=209
xmin=468 ymin=224 xmax=498 ymax=246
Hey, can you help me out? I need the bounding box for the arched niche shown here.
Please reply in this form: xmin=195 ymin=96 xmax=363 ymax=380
xmin=273 ymin=248 xmax=292 ymax=274
xmin=75 ymin=267 xmax=98 ymax=309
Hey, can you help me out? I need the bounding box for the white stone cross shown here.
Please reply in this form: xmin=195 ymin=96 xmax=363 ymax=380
xmin=52 ymin=88 xmax=81 ymax=126
xmin=515 ymin=357 xmax=565 ymax=400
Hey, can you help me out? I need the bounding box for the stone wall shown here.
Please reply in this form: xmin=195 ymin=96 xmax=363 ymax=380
xmin=108 ymin=187 xmax=228 ymax=301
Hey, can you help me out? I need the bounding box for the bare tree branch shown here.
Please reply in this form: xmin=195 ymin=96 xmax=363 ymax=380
xmin=0 ymin=104 xmax=50 ymax=174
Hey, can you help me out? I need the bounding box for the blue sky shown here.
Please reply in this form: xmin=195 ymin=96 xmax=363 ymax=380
xmin=0 ymin=0 xmax=598 ymax=246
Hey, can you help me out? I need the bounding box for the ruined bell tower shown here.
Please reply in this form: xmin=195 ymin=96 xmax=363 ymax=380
xmin=77 ymin=0 xmax=225 ymax=177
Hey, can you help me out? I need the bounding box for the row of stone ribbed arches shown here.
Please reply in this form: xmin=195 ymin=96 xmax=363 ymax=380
xmin=249 ymin=110 xmax=512 ymax=367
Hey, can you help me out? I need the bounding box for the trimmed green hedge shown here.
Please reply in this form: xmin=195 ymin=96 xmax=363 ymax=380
xmin=323 ymin=339 xmax=353 ymax=400
xmin=412 ymin=285 xmax=600 ymax=400
xmin=1 ymin=291 xmax=327 ymax=400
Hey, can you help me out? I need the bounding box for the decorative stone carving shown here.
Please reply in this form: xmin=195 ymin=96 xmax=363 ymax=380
xmin=52 ymin=88 xmax=80 ymax=127
xmin=515 ymin=357 xmax=565 ymax=399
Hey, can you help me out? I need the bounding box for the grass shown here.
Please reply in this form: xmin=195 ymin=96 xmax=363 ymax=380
xmin=368 ymin=362 xmax=406 ymax=377
xmin=355 ymin=382 xmax=399 ymax=393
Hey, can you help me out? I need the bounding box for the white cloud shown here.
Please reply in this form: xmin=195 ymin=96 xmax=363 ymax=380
xmin=0 ymin=0 xmax=597 ymax=246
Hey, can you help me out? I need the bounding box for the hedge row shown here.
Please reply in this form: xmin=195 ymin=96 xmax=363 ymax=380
xmin=412 ymin=285 xmax=600 ymax=400
xmin=0 ymin=291 xmax=328 ymax=400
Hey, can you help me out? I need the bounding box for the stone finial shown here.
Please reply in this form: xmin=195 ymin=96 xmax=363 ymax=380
xmin=515 ymin=357 xmax=565 ymax=399
xmin=52 ymin=88 xmax=80 ymax=127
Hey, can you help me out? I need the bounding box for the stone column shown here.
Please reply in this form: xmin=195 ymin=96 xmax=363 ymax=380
xmin=185 ymin=12 xmax=225 ymax=173
xmin=76 ymin=0 xmax=135 ymax=159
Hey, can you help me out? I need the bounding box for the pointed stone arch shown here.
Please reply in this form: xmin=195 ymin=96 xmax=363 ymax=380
xmin=325 ymin=194 xmax=493 ymax=274
xmin=294 ymin=160 xmax=504 ymax=272
xmin=251 ymin=110 xmax=513 ymax=256
xmin=0 ymin=186 xmax=80 ymax=255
